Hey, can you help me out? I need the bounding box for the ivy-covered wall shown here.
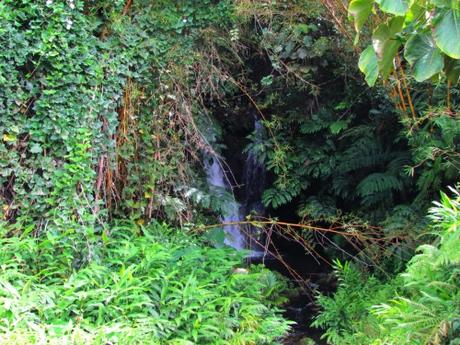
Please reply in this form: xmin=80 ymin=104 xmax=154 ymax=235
xmin=1 ymin=0 xmax=236 ymax=237
xmin=1 ymin=0 xmax=123 ymax=235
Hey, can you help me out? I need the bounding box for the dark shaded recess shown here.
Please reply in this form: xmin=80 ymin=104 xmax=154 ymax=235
xmin=211 ymin=51 xmax=275 ymax=196
xmin=209 ymin=42 xmax=341 ymax=343
xmin=214 ymin=101 xmax=254 ymax=195
xmin=210 ymin=45 xmax=334 ymax=278
xmin=217 ymin=104 xmax=331 ymax=342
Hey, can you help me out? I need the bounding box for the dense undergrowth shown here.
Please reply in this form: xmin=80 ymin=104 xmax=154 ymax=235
xmin=1 ymin=0 xmax=459 ymax=344
xmin=0 ymin=222 xmax=291 ymax=344
xmin=313 ymin=188 xmax=460 ymax=345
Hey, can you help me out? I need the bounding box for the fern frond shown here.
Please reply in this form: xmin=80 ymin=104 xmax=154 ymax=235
xmin=338 ymin=137 xmax=386 ymax=173
xmin=357 ymin=173 xmax=403 ymax=197
xmin=262 ymin=188 xmax=297 ymax=209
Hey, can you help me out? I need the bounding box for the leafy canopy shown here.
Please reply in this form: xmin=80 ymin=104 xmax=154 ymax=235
xmin=349 ymin=0 xmax=460 ymax=83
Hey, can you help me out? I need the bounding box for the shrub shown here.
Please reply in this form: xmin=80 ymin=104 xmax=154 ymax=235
xmin=0 ymin=222 xmax=291 ymax=344
xmin=313 ymin=187 xmax=460 ymax=345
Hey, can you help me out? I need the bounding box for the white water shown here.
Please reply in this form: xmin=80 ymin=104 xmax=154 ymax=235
xmin=204 ymin=118 xmax=267 ymax=254
xmin=204 ymin=156 xmax=245 ymax=250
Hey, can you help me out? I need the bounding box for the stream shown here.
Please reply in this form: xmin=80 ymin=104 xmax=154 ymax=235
xmin=281 ymin=283 xmax=330 ymax=345
xmin=204 ymin=117 xmax=331 ymax=345
xmin=254 ymin=254 xmax=331 ymax=345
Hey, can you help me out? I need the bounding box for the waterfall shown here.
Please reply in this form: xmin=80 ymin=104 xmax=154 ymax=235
xmin=204 ymin=156 xmax=245 ymax=250
xmin=241 ymin=117 xmax=266 ymax=254
xmin=242 ymin=118 xmax=266 ymax=217
xmin=204 ymin=117 xmax=266 ymax=253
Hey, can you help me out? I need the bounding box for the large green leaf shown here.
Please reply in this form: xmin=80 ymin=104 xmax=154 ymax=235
xmin=375 ymin=0 xmax=409 ymax=15
xmin=404 ymin=33 xmax=444 ymax=82
xmin=359 ymin=45 xmax=379 ymax=86
xmin=445 ymin=56 xmax=460 ymax=83
xmin=434 ymin=9 xmax=460 ymax=59
xmin=349 ymin=0 xmax=374 ymax=34
xmin=372 ymin=17 xmax=404 ymax=78
xmin=431 ymin=0 xmax=457 ymax=8
xmin=405 ymin=2 xmax=425 ymax=22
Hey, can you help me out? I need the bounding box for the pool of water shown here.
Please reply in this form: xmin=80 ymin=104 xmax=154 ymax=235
xmin=281 ymin=293 xmax=329 ymax=345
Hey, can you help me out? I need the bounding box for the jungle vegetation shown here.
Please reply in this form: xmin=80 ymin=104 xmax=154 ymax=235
xmin=0 ymin=0 xmax=459 ymax=344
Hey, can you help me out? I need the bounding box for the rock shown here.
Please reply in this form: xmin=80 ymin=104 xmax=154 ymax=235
xmin=298 ymin=336 xmax=316 ymax=345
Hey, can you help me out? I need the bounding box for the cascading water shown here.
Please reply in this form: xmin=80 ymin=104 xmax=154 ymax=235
xmin=205 ymin=116 xmax=328 ymax=344
xmin=242 ymin=118 xmax=266 ymax=217
xmin=241 ymin=117 xmax=267 ymax=253
xmin=204 ymin=116 xmax=267 ymax=253
xmin=204 ymin=156 xmax=245 ymax=250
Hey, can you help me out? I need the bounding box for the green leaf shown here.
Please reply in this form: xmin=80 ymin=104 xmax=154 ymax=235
xmin=445 ymin=56 xmax=460 ymax=83
xmin=348 ymin=0 xmax=374 ymax=34
xmin=434 ymin=9 xmax=460 ymax=59
xmin=30 ymin=143 xmax=43 ymax=154
xmin=404 ymin=33 xmax=444 ymax=82
xmin=358 ymin=45 xmax=379 ymax=86
xmin=375 ymin=0 xmax=409 ymax=15
xmin=204 ymin=228 xmax=226 ymax=248
xmin=405 ymin=2 xmax=425 ymax=22
xmin=372 ymin=17 xmax=404 ymax=78
xmin=431 ymin=0 xmax=456 ymax=8
xmin=330 ymin=120 xmax=349 ymax=134
xmin=2 ymin=133 xmax=17 ymax=142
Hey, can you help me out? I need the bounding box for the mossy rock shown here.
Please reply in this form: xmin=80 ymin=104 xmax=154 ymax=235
xmin=298 ymin=337 xmax=316 ymax=345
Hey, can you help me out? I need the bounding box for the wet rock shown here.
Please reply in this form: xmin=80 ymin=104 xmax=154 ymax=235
xmin=298 ymin=336 xmax=316 ymax=345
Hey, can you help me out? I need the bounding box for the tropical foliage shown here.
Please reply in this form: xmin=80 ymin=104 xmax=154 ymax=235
xmin=1 ymin=0 xmax=459 ymax=344
xmin=313 ymin=187 xmax=460 ymax=345
xmin=350 ymin=0 xmax=460 ymax=84
xmin=0 ymin=222 xmax=291 ymax=344
xmin=232 ymin=0 xmax=459 ymax=240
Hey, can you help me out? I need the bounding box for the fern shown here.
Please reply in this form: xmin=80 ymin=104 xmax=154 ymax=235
xmin=357 ymin=173 xmax=403 ymax=205
xmin=386 ymin=151 xmax=412 ymax=176
xmin=299 ymin=109 xmax=333 ymax=134
xmin=298 ymin=196 xmax=338 ymax=221
xmin=314 ymin=188 xmax=460 ymax=345
xmin=312 ymin=260 xmax=398 ymax=345
xmin=338 ymin=137 xmax=386 ymax=173
xmin=262 ymin=188 xmax=297 ymax=208
xmin=331 ymin=174 xmax=353 ymax=199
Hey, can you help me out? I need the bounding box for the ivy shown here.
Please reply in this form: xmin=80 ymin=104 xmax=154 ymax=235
xmin=1 ymin=0 xmax=237 ymax=232
xmin=1 ymin=1 xmax=121 ymax=237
